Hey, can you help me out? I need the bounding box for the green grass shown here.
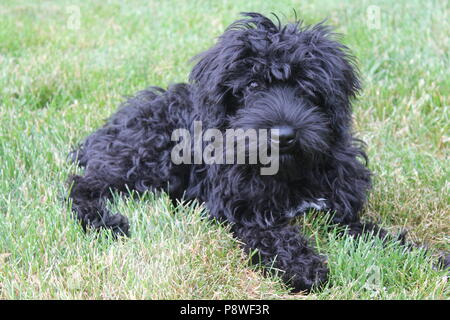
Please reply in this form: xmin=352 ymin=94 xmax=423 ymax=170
xmin=0 ymin=0 xmax=448 ymax=299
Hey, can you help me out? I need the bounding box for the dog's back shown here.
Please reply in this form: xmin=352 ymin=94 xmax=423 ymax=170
xmin=68 ymin=83 xmax=194 ymax=236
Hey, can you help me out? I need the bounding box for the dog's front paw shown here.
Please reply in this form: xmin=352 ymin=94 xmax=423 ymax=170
xmin=283 ymin=256 xmax=329 ymax=293
xmin=105 ymin=213 xmax=130 ymax=237
xmin=437 ymin=254 xmax=450 ymax=270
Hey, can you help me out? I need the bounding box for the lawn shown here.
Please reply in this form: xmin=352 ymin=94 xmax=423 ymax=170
xmin=0 ymin=0 xmax=448 ymax=299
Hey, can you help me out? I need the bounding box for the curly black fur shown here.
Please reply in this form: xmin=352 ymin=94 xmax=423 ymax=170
xmin=67 ymin=13 xmax=448 ymax=292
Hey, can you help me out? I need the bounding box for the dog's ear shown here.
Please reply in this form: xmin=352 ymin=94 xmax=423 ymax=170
xmin=292 ymin=22 xmax=361 ymax=140
xmin=189 ymin=35 xmax=239 ymax=107
xmin=189 ymin=13 xmax=279 ymax=109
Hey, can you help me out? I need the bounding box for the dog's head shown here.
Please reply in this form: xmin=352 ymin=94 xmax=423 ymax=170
xmin=190 ymin=12 xmax=361 ymax=166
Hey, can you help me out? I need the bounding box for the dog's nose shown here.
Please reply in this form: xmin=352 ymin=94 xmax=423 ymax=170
xmin=272 ymin=126 xmax=296 ymax=149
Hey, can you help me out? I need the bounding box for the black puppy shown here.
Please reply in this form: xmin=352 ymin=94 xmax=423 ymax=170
xmin=67 ymin=13 xmax=446 ymax=292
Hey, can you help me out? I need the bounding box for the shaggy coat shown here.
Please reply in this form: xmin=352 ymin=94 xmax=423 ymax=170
xmin=68 ymin=13 xmax=445 ymax=292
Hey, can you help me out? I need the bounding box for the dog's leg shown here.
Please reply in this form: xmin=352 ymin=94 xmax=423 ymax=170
xmin=327 ymin=187 xmax=405 ymax=243
xmin=68 ymin=172 xmax=130 ymax=237
xmin=320 ymin=145 xmax=397 ymax=240
xmin=323 ymin=148 xmax=410 ymax=245
xmin=232 ymin=222 xmax=328 ymax=292
xmin=336 ymin=219 xmax=407 ymax=245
